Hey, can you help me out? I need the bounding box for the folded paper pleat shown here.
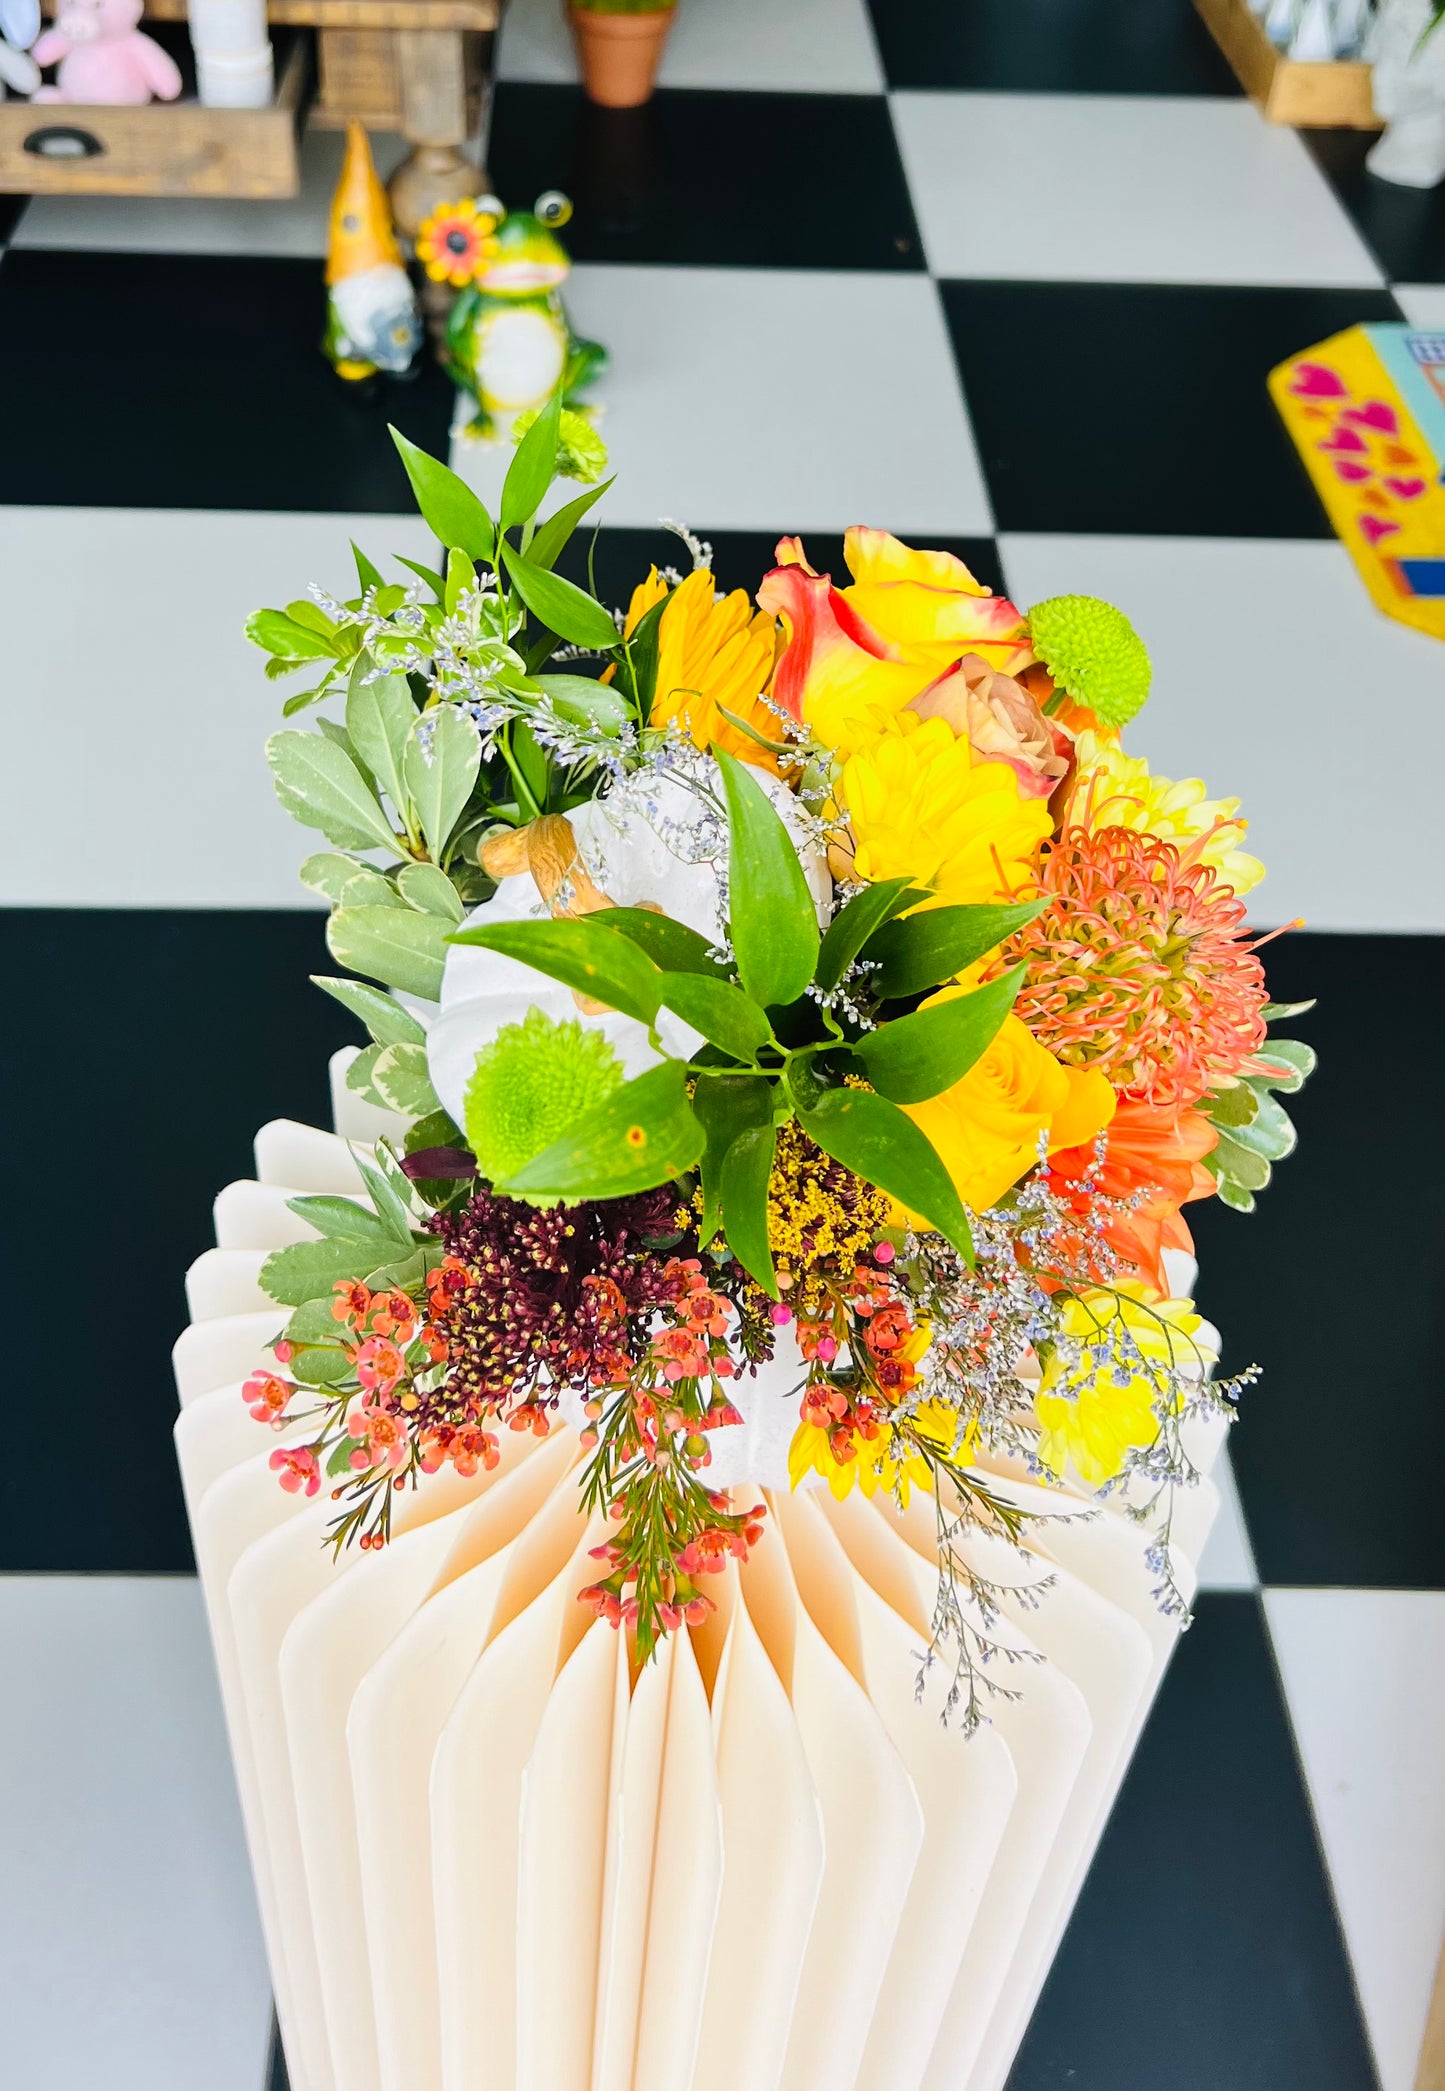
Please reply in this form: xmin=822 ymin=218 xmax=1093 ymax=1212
xmin=177 ymin=1110 xmax=1222 ymax=2091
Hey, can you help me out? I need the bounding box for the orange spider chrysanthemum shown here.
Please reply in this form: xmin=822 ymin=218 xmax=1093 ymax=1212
xmin=1004 ymin=825 xmax=1268 ymax=1107
xmin=415 ymin=197 xmax=498 ymax=287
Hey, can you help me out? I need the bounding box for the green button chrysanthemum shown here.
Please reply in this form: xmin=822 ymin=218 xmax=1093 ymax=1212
xmin=1027 ymin=594 xmax=1151 ymax=728
xmin=464 ymin=1008 xmax=624 ymax=1183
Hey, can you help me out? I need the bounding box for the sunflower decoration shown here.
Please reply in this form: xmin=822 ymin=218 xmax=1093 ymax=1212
xmin=415 ymin=196 xmax=499 ymax=288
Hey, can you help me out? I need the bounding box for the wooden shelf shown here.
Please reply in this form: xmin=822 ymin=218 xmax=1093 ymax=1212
xmin=1194 ymin=0 xmax=1378 ymax=126
xmin=142 ymin=0 xmax=497 ymax=30
xmin=0 ymin=26 xmax=310 ymax=195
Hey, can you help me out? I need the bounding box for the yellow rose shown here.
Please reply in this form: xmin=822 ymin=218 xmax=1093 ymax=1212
xmin=902 ymin=1007 xmax=1116 ymax=1215
xmin=1034 ymin=1286 xmax=1217 ymax=1487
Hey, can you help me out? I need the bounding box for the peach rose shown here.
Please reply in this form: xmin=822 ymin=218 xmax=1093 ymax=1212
xmin=909 ymin=652 xmax=1072 ymax=800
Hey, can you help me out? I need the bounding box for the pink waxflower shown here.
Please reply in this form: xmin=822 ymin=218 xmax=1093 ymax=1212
xmin=354 ymin=1337 xmax=406 ymax=1397
xmin=346 ymin=1399 xmax=412 ymax=1470
xmin=244 ymin=1371 xmax=293 ymax=1424
xmin=270 ymin=1445 xmax=320 ymax=1496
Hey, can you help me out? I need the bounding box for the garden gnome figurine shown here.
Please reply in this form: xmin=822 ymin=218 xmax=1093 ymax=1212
xmin=1367 ymin=0 xmax=1445 ymax=188
xmin=324 ymin=122 xmax=423 ymax=385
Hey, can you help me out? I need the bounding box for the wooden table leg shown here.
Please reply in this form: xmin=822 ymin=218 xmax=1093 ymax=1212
xmin=1418 ymin=1926 xmax=1445 ymax=2091
xmin=386 ymin=26 xmax=484 ymax=238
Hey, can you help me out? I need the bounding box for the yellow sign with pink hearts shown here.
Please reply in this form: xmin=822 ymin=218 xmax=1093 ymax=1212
xmin=1270 ymin=324 xmax=1445 ymax=641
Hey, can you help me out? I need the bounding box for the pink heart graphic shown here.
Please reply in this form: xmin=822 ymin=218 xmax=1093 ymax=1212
xmin=1344 ymin=400 xmax=1399 ymax=435
xmin=1359 ymin=514 xmax=1400 ymax=546
xmin=1333 ymin=459 xmax=1372 ymax=483
xmin=1290 ymin=361 xmax=1348 ymax=399
xmin=1382 ymin=475 xmax=1428 ymax=501
xmin=1318 ymin=426 xmax=1368 ymax=454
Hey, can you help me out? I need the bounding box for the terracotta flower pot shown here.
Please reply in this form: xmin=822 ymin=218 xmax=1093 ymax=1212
xmin=568 ymin=5 xmax=675 ymax=108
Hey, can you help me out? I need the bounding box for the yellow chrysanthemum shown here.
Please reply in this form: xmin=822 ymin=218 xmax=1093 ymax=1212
xmin=614 ymin=566 xmax=781 ymax=770
xmin=1034 ymin=1285 xmax=1218 ymax=1488
xmin=1063 ymin=731 xmax=1264 ymax=897
xmin=836 ymin=712 xmax=1052 ymax=904
xmin=788 ymin=1389 xmax=955 ymax=1505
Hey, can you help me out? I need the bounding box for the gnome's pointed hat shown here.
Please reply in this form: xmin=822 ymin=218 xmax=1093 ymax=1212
xmin=327 ymin=122 xmax=403 ymax=285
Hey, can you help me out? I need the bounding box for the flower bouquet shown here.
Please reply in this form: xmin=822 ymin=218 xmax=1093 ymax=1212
xmin=176 ymin=391 xmax=1313 ymax=2091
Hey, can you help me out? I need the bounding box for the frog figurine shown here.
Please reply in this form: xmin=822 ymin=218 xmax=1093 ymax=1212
xmin=416 ymin=189 xmax=606 ymax=439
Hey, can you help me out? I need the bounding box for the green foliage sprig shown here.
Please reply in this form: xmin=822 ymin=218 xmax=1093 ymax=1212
xmin=449 ymin=747 xmax=1045 ymax=1292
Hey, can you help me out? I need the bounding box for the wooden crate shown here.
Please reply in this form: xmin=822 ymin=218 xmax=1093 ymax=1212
xmin=0 ymin=26 xmax=310 ymax=195
xmin=1194 ymin=0 xmax=1378 ymax=126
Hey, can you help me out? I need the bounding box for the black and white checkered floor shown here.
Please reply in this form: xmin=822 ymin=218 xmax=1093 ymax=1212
xmin=3 ymin=0 xmax=1444 ymax=2085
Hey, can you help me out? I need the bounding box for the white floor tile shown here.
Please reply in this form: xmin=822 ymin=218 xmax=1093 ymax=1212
xmin=0 ymin=505 xmax=431 ymax=908
xmin=1393 ymin=284 xmax=1445 ymax=329
xmin=1195 ymin=1442 xmax=1258 ymax=1592
xmin=996 ymin=533 xmax=1445 ymax=932
xmin=892 ymin=94 xmax=1383 ymax=288
xmin=1265 ymin=1589 xmax=1445 ymax=2091
xmin=0 ymin=1575 xmax=271 ymax=2091
xmin=12 ymin=127 xmax=413 ymax=258
xmin=452 ymin=265 xmax=992 ymax=534
xmin=497 ymin=0 xmax=884 ymax=93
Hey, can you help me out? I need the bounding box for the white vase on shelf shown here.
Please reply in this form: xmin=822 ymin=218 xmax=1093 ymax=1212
xmin=1367 ymin=0 xmax=1445 ymax=187
xmin=173 ymin=1070 xmax=1228 ymax=2091
xmin=185 ymin=0 xmax=272 ymax=107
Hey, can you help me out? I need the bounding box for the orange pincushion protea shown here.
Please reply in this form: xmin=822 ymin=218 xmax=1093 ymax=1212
xmin=1005 ymin=825 xmax=1268 ymax=1107
xmin=415 ymin=197 xmax=498 ymax=287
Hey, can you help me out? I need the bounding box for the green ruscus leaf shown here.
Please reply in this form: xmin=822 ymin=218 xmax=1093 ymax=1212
xmin=719 ymin=1122 xmax=778 ymax=1297
xmin=796 ymin=1086 xmax=972 ymax=1262
xmin=852 ymin=967 xmax=1024 ymax=1105
xmin=389 ymin=427 xmax=497 ymax=562
xmin=714 ymin=746 xmax=819 ymax=1009
xmin=446 ymin=916 xmax=662 ymax=1025
xmin=865 ymin=898 xmax=1045 ymax=1001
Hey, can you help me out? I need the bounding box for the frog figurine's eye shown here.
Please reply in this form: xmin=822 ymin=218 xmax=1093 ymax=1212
xmin=474 ymin=194 xmax=506 ymax=230
xmin=535 ymin=190 xmax=573 ymax=228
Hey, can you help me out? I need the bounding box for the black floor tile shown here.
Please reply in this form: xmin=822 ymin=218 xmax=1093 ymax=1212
xmin=867 ymin=0 xmax=1241 ymax=94
xmin=553 ymin=525 xmax=1008 ymax=609
xmin=940 ymin=279 xmax=1402 ymax=536
xmin=0 ymin=194 xmax=27 ymax=245
xmin=0 ymin=250 xmax=454 ymax=510
xmin=0 ymin=912 xmax=352 ymax=1574
xmin=1192 ymin=932 xmax=1445 ymax=1589
xmin=1008 ymin=1594 xmax=1379 ymax=2091
xmin=486 ymin=84 xmax=923 ymax=270
xmin=1307 ymin=128 xmax=1445 ymax=286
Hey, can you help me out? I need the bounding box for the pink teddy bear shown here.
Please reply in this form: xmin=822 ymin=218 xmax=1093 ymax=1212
xmin=32 ymin=0 xmax=182 ymax=103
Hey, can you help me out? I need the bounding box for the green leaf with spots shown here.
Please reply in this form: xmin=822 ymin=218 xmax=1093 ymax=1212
xmin=499 ymin=1061 xmax=705 ymax=1203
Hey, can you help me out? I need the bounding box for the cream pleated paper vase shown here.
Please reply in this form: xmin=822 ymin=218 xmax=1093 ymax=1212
xmin=174 ymin=1050 xmax=1226 ymax=2091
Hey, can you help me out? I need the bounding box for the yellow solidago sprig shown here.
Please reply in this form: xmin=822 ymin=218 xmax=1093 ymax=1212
xmin=1034 ymin=1285 xmax=1219 ymax=1490
xmin=1063 ymin=730 xmax=1265 ymax=896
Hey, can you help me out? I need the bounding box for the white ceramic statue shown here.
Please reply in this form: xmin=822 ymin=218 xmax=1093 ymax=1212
xmin=1368 ymin=0 xmax=1445 ymax=188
